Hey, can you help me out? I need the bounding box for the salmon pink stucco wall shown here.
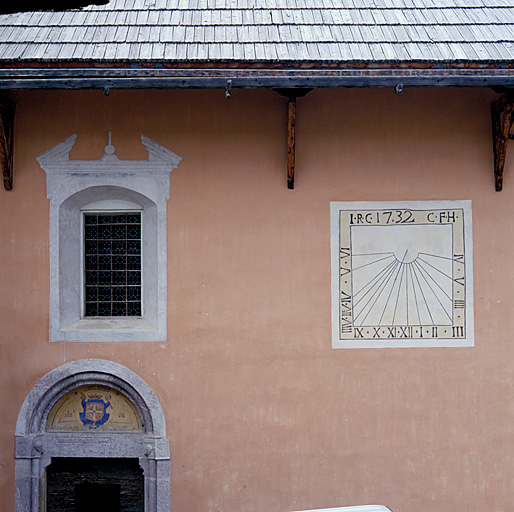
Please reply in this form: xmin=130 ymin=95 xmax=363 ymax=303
xmin=1 ymin=87 xmax=514 ymax=512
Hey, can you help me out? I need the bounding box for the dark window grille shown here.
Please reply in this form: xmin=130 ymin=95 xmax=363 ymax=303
xmin=84 ymin=213 xmax=142 ymax=317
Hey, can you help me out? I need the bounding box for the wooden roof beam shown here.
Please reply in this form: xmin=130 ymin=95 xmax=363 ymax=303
xmin=491 ymin=93 xmax=514 ymax=191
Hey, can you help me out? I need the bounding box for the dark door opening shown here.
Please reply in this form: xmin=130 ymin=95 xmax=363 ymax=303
xmin=46 ymin=458 xmax=144 ymax=512
xmin=74 ymin=482 xmax=121 ymax=512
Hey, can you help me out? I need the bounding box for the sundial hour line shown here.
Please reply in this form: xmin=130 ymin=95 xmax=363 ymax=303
xmin=418 ymin=251 xmax=455 ymax=262
xmin=377 ymin=250 xmax=409 ymax=325
xmin=417 ymin=255 xmax=454 ymax=281
xmin=353 ymin=258 xmax=399 ymax=300
xmin=408 ymin=263 xmax=423 ymax=325
xmin=404 ymin=264 xmax=409 ymax=326
xmin=412 ymin=260 xmax=453 ymax=322
xmin=391 ymin=259 xmax=409 ymax=326
xmin=353 ymin=259 xmax=399 ymax=310
xmin=353 ymin=260 xmax=400 ymax=323
xmin=352 ymin=253 xmax=395 ymax=271
xmin=413 ymin=259 xmax=453 ymax=303
xmin=390 ymin=250 xmax=412 ymax=325
xmin=410 ymin=259 xmax=436 ymax=325
xmin=352 ymin=252 xmax=395 ymax=256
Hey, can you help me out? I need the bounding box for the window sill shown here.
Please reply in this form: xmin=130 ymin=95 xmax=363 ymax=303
xmin=52 ymin=318 xmax=164 ymax=343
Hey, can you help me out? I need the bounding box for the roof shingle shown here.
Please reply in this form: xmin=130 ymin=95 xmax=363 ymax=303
xmin=0 ymin=0 xmax=513 ymax=63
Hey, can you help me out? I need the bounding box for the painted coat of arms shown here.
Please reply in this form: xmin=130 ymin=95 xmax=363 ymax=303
xmin=79 ymin=392 xmax=111 ymax=428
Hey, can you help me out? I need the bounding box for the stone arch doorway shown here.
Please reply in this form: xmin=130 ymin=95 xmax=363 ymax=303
xmin=15 ymin=359 xmax=170 ymax=512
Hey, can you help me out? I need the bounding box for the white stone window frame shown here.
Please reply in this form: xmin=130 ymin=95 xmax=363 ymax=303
xmin=37 ymin=133 xmax=182 ymax=342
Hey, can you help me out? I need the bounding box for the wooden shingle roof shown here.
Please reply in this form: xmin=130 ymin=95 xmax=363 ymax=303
xmin=0 ymin=0 xmax=514 ymax=64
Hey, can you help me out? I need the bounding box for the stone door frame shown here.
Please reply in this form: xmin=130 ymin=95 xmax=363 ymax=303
xmin=15 ymin=359 xmax=170 ymax=512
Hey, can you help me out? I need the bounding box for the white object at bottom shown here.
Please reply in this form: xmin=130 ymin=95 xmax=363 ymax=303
xmin=291 ymin=506 xmax=392 ymax=512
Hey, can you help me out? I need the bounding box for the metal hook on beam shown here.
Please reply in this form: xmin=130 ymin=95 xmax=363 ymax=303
xmin=225 ymin=80 xmax=232 ymax=100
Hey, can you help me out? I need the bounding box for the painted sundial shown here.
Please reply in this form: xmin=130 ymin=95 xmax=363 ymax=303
xmin=331 ymin=201 xmax=473 ymax=348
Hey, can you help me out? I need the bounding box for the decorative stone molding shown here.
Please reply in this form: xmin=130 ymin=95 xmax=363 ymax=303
xmin=37 ymin=133 xmax=182 ymax=342
xmin=15 ymin=359 xmax=170 ymax=512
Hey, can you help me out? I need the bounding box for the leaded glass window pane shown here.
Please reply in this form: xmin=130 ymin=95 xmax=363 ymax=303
xmin=84 ymin=213 xmax=142 ymax=317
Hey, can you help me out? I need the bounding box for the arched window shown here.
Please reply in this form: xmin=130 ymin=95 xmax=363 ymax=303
xmin=37 ymin=133 xmax=182 ymax=342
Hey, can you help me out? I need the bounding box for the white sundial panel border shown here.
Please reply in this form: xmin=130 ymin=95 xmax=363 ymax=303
xmin=330 ymin=200 xmax=474 ymax=348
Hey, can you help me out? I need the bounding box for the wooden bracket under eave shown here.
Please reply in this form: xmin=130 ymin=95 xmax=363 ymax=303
xmin=273 ymin=88 xmax=312 ymax=189
xmin=287 ymin=96 xmax=296 ymax=189
xmin=491 ymin=93 xmax=514 ymax=192
xmin=0 ymin=96 xmax=15 ymax=190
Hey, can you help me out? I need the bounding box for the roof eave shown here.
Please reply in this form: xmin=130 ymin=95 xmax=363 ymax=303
xmin=1 ymin=63 xmax=514 ymax=89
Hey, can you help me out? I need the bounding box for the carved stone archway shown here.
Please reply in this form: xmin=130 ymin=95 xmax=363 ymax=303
xmin=15 ymin=359 xmax=170 ymax=512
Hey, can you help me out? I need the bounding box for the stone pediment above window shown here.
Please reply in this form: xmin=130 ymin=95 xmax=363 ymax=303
xmin=37 ymin=134 xmax=182 ymax=343
xmin=38 ymin=133 xmax=182 ymax=200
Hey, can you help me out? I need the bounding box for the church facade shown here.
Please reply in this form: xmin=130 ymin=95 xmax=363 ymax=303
xmin=1 ymin=2 xmax=514 ymax=511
